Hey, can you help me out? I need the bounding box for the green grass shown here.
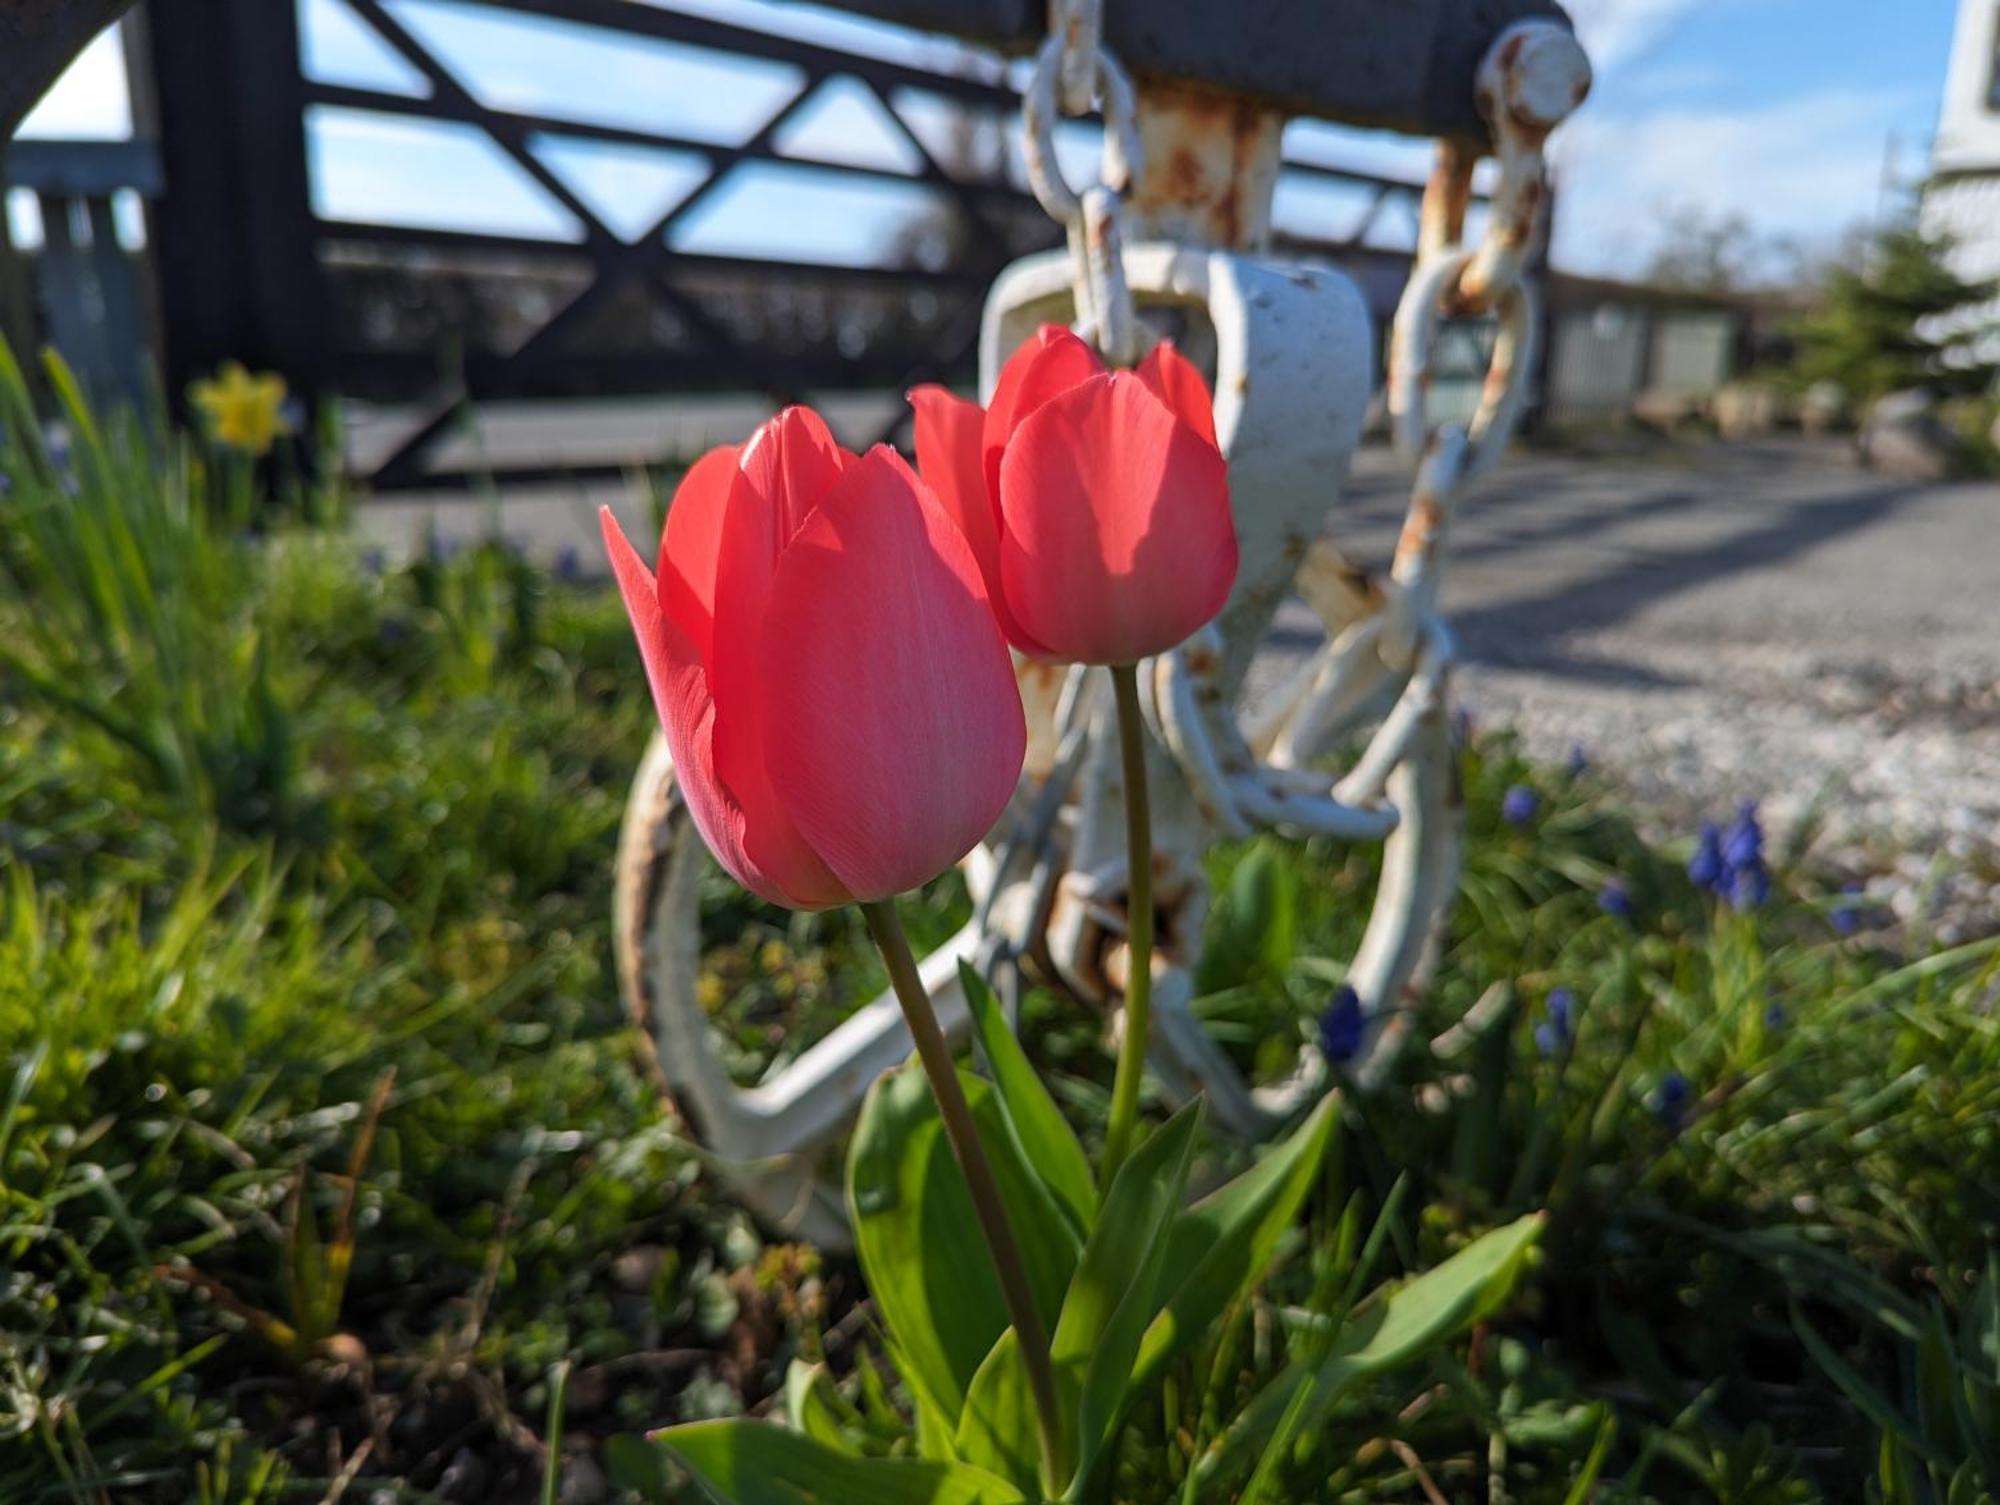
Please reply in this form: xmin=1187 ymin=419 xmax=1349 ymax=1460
xmin=2 ymin=347 xmax=1997 ymax=1501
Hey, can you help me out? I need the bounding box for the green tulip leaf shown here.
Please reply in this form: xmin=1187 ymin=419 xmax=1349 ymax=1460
xmin=1205 ymin=1212 xmax=1545 ymax=1495
xmin=654 ymin=1420 xmax=1027 ymax=1505
xmin=960 ymin=960 xmax=1097 ymax=1236
xmin=783 ymin=1360 xmax=859 ymax=1456
xmin=849 ymin=1059 xmax=1079 ymax=1425
xmin=953 ymin=1328 xmax=1052 ymax=1498
xmin=1132 ymin=1092 xmax=1340 ymax=1391
xmin=893 ymin=1340 xmax=964 ymax=1464
xmin=1053 ymin=1102 xmax=1201 ymax=1498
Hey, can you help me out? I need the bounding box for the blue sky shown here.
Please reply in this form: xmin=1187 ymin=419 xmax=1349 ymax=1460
xmin=17 ymin=0 xmax=1967 ymax=280
xmin=1552 ymin=0 xmax=1961 ymax=273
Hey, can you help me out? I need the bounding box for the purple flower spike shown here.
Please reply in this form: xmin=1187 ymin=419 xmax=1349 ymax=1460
xmin=1536 ymin=987 xmax=1575 ymax=1056
xmin=1722 ymin=801 xmax=1764 ymax=870
xmin=1320 ymin=985 xmax=1366 ymax=1066
xmin=1655 ymin=1071 xmax=1691 ymax=1126
xmin=1546 ymin=988 xmax=1575 ymax=1038
xmin=1729 ymin=860 xmax=1770 ymax=910
xmin=1688 ymin=822 xmax=1726 ymax=892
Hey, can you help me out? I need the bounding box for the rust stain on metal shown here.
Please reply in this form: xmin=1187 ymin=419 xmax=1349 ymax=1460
xmin=1418 ymin=139 xmax=1476 ymax=266
xmin=1020 ymin=660 xmax=1066 ymax=695
xmin=1509 ymin=179 xmax=1544 ymax=243
xmin=1129 ymin=80 xmax=1281 ymax=250
xmin=1479 ymin=323 xmax=1518 ymax=408
xmin=1394 ymin=491 xmax=1444 ymax=572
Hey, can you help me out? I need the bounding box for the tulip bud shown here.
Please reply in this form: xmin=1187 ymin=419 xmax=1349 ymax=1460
xmin=602 ymin=407 xmax=1026 ymax=909
xmin=911 ymin=325 xmax=1237 ymax=666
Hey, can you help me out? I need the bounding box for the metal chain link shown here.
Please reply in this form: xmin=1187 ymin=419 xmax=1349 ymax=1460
xmin=1382 ymin=22 xmax=1587 ymax=661
xmin=1049 ymin=0 xmax=1103 ymax=118
xmin=1022 ymin=0 xmax=1144 ymax=364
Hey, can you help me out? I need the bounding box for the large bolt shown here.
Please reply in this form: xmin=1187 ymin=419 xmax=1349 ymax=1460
xmin=1479 ymin=20 xmax=1593 ymax=135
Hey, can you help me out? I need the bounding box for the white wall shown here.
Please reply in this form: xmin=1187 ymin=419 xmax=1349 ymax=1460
xmin=1935 ymin=0 xmax=2000 ymax=175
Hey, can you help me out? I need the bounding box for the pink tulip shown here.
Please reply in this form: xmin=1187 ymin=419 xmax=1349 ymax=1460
xmin=601 ymin=407 xmax=1026 ymax=910
xmin=909 ymin=325 xmax=1237 ymax=666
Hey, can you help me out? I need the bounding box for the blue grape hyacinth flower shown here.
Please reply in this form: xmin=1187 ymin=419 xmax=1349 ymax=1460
xmin=1723 ymin=801 xmax=1764 ymax=870
xmin=1535 ymin=987 xmax=1575 ymax=1056
xmin=1598 ymin=879 xmax=1633 ymax=920
xmin=1565 ymin=744 xmax=1589 ymax=779
xmin=1502 ymin=785 xmax=1540 ymax=827
xmin=1729 ymin=859 xmax=1771 ymax=910
xmin=1687 ymin=822 xmax=1726 ymax=892
xmin=1320 ymin=985 xmax=1366 ymax=1066
xmin=1764 ymin=1002 xmax=1786 ymax=1031
xmin=1654 ymin=1071 xmax=1691 ymax=1126
xmin=1831 ymin=881 xmax=1865 ymax=935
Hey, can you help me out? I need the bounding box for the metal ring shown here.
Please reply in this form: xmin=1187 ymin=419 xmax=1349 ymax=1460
xmin=1048 ymin=0 xmax=1104 ymax=117
xmin=1462 ymin=277 xmax=1539 ymax=485
xmin=1388 ymin=247 xmax=1474 ymax=457
xmin=1022 ymin=32 xmax=1140 ymax=225
xmin=1388 ymin=247 xmax=1538 ymax=477
xmin=1079 ymin=184 xmax=1139 ymax=364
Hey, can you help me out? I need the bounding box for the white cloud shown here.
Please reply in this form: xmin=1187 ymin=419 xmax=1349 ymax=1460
xmin=1562 ymin=0 xmax=1725 ymax=75
xmin=1551 ymin=85 xmax=1923 ymax=277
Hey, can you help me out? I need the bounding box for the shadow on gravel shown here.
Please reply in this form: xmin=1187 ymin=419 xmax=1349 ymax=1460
xmin=1449 ymin=482 xmax=1923 ymax=685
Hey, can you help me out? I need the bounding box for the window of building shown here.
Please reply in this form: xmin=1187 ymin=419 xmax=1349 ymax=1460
xmin=1989 ymin=2 xmax=2000 ymax=110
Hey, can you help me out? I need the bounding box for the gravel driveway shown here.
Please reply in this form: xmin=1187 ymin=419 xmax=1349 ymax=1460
xmin=1309 ymin=438 xmax=2000 ymax=933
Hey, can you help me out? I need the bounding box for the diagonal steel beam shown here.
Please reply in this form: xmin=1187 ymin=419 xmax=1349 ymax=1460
xmin=342 ymin=0 xmax=621 ymax=251
xmin=857 ymin=74 xmax=1008 ymax=254
xmin=502 ymin=78 xmax=831 ymax=375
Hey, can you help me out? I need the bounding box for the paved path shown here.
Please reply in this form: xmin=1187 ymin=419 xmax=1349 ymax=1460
xmin=359 ymin=434 xmax=2000 ymax=923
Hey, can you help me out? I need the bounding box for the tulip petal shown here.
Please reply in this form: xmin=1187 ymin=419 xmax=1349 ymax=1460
xmin=759 ymin=447 xmax=1026 ymax=902
xmin=908 ymin=385 xmax=995 ymax=568
xmin=1135 ymin=341 xmax=1220 ymax=450
xmin=910 ymin=383 xmax=1048 ymax=656
xmin=685 ymin=412 xmax=857 ymax=908
xmin=657 ymin=443 xmax=742 ymax=666
xmin=738 ymin=405 xmax=852 ymax=543
xmin=981 ymin=324 xmax=1103 ymax=504
xmin=997 ymin=372 xmax=1237 ymax=665
xmin=601 ymin=505 xmax=801 ymax=907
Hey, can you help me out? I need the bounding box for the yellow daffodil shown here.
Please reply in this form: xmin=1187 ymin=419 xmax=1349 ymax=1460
xmin=190 ymin=362 xmax=291 ymax=458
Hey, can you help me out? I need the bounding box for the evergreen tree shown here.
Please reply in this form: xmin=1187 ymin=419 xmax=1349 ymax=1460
xmin=1791 ymin=220 xmax=1998 ymax=401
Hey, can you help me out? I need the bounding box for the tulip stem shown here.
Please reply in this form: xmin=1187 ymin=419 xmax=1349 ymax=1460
xmin=1099 ymin=662 xmax=1154 ymax=1191
xmin=859 ymin=899 xmax=1067 ymax=1490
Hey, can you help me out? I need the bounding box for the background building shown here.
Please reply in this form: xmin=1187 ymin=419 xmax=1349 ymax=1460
xmin=1927 ymin=0 xmax=2000 ymax=367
